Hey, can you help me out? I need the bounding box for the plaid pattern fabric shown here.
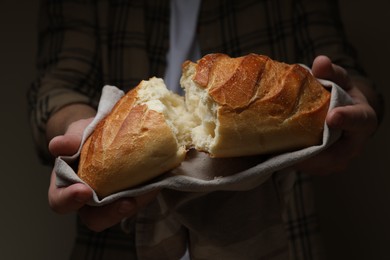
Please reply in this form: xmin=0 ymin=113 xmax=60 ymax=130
xmin=70 ymin=219 xmax=138 ymax=259
xmin=28 ymin=0 xmax=363 ymax=259
xmin=285 ymin=173 xmax=325 ymax=260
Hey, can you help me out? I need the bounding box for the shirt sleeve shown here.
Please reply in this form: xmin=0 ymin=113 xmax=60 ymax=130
xmin=28 ymin=0 xmax=102 ymax=163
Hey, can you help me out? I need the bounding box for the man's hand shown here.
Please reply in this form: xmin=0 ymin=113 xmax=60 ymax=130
xmin=48 ymin=169 xmax=159 ymax=232
xmin=47 ymin=106 xmax=159 ymax=232
xmin=295 ymin=55 xmax=378 ymax=175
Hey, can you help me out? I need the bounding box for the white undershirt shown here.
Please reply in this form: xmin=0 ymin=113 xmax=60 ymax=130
xmin=164 ymin=0 xmax=202 ymax=95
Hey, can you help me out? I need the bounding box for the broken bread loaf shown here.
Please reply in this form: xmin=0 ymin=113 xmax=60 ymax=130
xmin=78 ymin=53 xmax=331 ymax=197
xmin=181 ymin=53 xmax=331 ymax=157
xmin=78 ymin=78 xmax=194 ymax=197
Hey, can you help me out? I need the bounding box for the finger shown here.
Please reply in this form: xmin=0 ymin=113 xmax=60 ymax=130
xmin=48 ymin=134 xmax=83 ymax=157
xmin=78 ymin=189 xmax=160 ymax=232
xmin=48 ymin=171 xmax=93 ymax=214
xmin=79 ymin=198 xmax=137 ymax=232
xmin=48 ymin=118 xmax=93 ymax=157
xmin=66 ymin=118 xmax=93 ymax=136
xmin=312 ymin=55 xmax=352 ymax=90
xmin=326 ymin=104 xmax=377 ymax=134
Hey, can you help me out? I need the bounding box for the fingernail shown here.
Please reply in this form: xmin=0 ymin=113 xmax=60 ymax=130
xmin=118 ymin=200 xmax=135 ymax=215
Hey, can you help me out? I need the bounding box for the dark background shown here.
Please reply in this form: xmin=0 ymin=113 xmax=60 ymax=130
xmin=1 ymin=0 xmax=388 ymax=259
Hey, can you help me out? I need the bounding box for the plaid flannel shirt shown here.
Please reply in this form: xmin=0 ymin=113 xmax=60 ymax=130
xmin=28 ymin=0 xmax=364 ymax=259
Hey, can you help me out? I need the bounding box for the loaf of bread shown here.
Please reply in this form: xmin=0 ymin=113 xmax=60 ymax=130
xmin=78 ymin=78 xmax=194 ymax=197
xmin=181 ymin=53 xmax=331 ymax=157
xmin=78 ymin=53 xmax=330 ymax=197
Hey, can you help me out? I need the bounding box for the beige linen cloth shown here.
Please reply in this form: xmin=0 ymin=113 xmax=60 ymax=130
xmin=55 ymin=76 xmax=352 ymax=259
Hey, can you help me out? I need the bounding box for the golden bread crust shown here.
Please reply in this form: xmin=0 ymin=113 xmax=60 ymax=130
xmin=183 ymin=53 xmax=330 ymax=157
xmin=78 ymin=81 xmax=185 ymax=197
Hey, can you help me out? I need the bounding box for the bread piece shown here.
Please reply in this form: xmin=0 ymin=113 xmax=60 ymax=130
xmin=181 ymin=53 xmax=331 ymax=157
xmin=78 ymin=77 xmax=194 ymax=197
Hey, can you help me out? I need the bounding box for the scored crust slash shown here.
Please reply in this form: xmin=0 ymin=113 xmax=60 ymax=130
xmin=77 ymin=53 xmax=331 ymax=198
